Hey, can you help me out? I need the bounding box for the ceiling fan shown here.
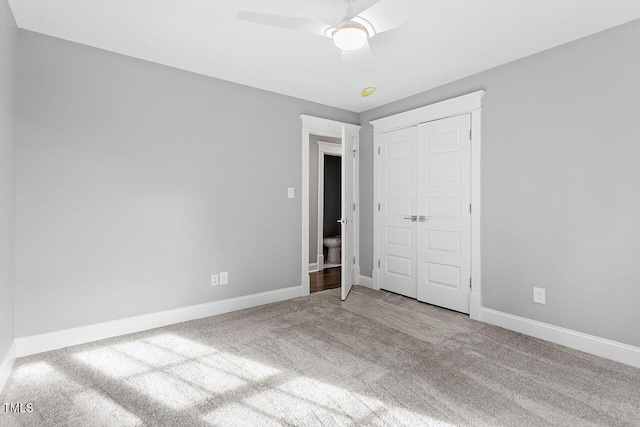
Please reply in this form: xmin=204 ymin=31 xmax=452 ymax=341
xmin=237 ymin=0 xmax=420 ymax=72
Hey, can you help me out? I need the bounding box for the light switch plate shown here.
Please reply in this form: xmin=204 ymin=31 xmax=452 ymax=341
xmin=220 ymin=272 xmax=228 ymax=285
xmin=287 ymin=187 xmax=294 ymax=198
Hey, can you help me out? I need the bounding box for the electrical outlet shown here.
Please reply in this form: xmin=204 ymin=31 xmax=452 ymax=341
xmin=287 ymin=187 xmax=295 ymax=199
xmin=220 ymin=272 xmax=228 ymax=285
xmin=211 ymin=274 xmax=219 ymax=286
xmin=533 ymin=287 xmax=545 ymax=304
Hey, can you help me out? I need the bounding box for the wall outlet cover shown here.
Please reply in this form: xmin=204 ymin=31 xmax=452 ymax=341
xmin=220 ymin=272 xmax=228 ymax=285
xmin=287 ymin=187 xmax=295 ymax=198
xmin=211 ymin=274 xmax=219 ymax=286
xmin=533 ymin=287 xmax=546 ymax=304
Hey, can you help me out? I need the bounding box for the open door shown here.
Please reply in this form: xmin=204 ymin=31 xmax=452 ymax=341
xmin=341 ymin=125 xmax=356 ymax=300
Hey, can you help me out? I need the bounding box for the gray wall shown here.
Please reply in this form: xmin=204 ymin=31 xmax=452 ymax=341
xmin=308 ymin=135 xmax=340 ymax=264
xmin=0 ymin=0 xmax=17 ymax=361
xmin=323 ymin=156 xmax=341 ymax=238
xmin=359 ymin=19 xmax=640 ymax=346
xmin=14 ymin=30 xmax=358 ymax=337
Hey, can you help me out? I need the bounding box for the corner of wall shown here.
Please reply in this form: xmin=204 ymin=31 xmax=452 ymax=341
xmin=0 ymin=341 xmax=16 ymax=393
xmin=0 ymin=0 xmax=18 ymax=383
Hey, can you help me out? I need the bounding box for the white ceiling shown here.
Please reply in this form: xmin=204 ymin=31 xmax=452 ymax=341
xmin=8 ymin=0 xmax=640 ymax=112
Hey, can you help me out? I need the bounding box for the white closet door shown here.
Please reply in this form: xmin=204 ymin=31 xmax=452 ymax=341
xmin=378 ymin=126 xmax=418 ymax=298
xmin=341 ymin=125 xmax=356 ymax=300
xmin=416 ymin=114 xmax=471 ymax=313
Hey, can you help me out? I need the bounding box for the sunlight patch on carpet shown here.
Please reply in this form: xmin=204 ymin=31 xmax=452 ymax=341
xmin=169 ymin=360 xmax=247 ymax=394
xmin=74 ymin=347 xmax=148 ymax=379
xmin=145 ymin=333 xmax=217 ymax=358
xmin=204 ymin=375 xmax=456 ymax=426
xmin=69 ymin=389 xmax=142 ymax=426
xmin=124 ymin=370 xmax=206 ymax=409
xmin=200 ymin=352 xmax=280 ymax=381
xmin=113 ymin=340 xmax=186 ymax=367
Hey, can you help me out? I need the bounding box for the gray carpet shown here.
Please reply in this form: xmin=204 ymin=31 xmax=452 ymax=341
xmin=1 ymin=286 xmax=639 ymax=426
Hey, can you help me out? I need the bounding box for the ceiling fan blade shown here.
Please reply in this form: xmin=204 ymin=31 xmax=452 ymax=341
xmin=341 ymin=41 xmax=375 ymax=73
xmin=347 ymin=0 xmax=382 ymax=20
xmin=237 ymin=11 xmax=333 ymax=37
xmin=355 ymin=0 xmax=422 ymax=36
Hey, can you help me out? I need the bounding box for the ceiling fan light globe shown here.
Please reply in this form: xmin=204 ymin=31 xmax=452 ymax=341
xmin=332 ymin=23 xmax=368 ymax=51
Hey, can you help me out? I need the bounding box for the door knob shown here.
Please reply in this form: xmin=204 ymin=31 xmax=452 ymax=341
xmin=337 ymin=218 xmax=346 ymax=224
xmin=403 ymin=216 xmax=417 ymax=222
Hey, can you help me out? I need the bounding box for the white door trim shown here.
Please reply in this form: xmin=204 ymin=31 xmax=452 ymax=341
xmin=301 ymin=115 xmax=361 ymax=296
xmin=317 ymin=141 xmax=342 ymax=270
xmin=370 ymin=91 xmax=485 ymax=132
xmin=371 ymin=91 xmax=485 ymax=320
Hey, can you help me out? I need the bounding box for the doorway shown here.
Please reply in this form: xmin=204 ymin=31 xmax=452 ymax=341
xmin=314 ymin=140 xmax=342 ymax=270
xmin=300 ymin=115 xmax=360 ymax=300
xmin=310 ymin=139 xmax=342 ymax=292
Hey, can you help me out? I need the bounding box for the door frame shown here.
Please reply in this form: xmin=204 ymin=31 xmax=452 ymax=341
xmin=316 ymin=141 xmax=342 ymax=272
xmin=370 ymin=91 xmax=485 ymax=320
xmin=301 ymin=115 xmax=361 ymax=296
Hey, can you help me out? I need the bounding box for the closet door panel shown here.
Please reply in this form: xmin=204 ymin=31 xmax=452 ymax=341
xmin=417 ymin=115 xmax=471 ymax=313
xmin=378 ymin=126 xmax=418 ymax=298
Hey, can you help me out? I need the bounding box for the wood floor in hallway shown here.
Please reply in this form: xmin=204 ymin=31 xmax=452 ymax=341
xmin=310 ymin=267 xmax=340 ymax=293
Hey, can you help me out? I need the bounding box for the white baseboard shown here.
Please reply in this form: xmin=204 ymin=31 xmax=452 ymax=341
xmin=469 ymin=292 xmax=482 ymax=321
xmin=15 ymin=285 xmax=304 ymax=358
xmin=480 ymin=307 xmax=640 ymax=368
xmin=0 ymin=341 xmax=16 ymax=393
xmin=309 ymin=263 xmax=318 ymax=272
xmin=357 ymin=275 xmax=372 ymax=288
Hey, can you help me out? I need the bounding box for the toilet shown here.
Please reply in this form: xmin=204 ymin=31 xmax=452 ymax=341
xmin=323 ymin=236 xmax=341 ymax=264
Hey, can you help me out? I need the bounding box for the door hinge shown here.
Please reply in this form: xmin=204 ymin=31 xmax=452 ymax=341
xmin=469 ymin=129 xmax=472 ymax=140
xmin=378 ymin=259 xmax=381 ymax=268
xmin=353 ymin=149 xmax=357 ymax=158
xmin=469 ymin=204 xmax=472 ymax=214
xmin=353 ymin=203 xmax=356 ymax=211
xmin=353 ymin=256 xmax=356 ymax=264
xmin=377 ymin=146 xmax=381 ymax=155
xmin=469 ymin=278 xmax=472 ymax=289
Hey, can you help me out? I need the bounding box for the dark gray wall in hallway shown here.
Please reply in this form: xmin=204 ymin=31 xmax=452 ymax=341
xmin=323 ymin=156 xmax=341 ymax=239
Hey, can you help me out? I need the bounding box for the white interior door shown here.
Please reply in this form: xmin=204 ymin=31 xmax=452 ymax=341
xmin=378 ymin=127 xmax=418 ymax=298
xmin=416 ymin=114 xmax=471 ymax=313
xmin=341 ymin=126 xmax=355 ymax=300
